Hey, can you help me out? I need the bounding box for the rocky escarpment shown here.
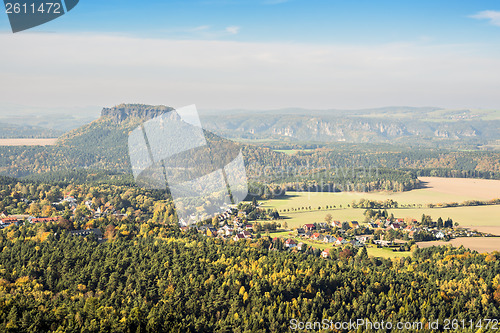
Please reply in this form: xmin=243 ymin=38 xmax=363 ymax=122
xmin=101 ymin=104 xmax=174 ymax=123
xmin=201 ymin=112 xmax=497 ymax=145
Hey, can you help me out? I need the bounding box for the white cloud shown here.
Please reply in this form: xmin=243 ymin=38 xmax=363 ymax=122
xmin=0 ymin=33 xmax=499 ymax=110
xmin=470 ymin=10 xmax=500 ymax=27
xmin=191 ymin=25 xmax=211 ymax=32
xmin=225 ymin=26 xmax=240 ymax=35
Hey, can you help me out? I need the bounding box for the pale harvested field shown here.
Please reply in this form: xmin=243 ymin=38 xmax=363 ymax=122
xmin=0 ymin=138 xmax=58 ymax=146
xmin=417 ymin=237 xmax=500 ymax=253
xmin=419 ymin=177 xmax=500 ymax=200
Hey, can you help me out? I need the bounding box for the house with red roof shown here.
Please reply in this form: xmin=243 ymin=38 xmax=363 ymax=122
xmin=233 ymin=233 xmax=245 ymax=241
xmin=335 ymin=237 xmax=345 ymax=246
xmin=241 ymin=230 xmax=252 ymax=239
xmin=391 ymin=223 xmax=401 ymax=230
xmin=311 ymin=233 xmax=321 ymax=240
xmin=31 ymin=217 xmax=58 ymax=224
xmin=303 ymin=224 xmax=316 ymax=231
xmin=332 ymin=221 xmax=342 ymax=228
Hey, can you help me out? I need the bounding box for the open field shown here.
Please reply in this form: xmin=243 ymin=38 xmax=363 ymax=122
xmin=262 ymin=177 xmax=500 ymax=211
xmin=262 ymin=196 xmax=500 ymax=230
xmin=259 ymin=177 xmax=500 ymax=232
xmin=272 ymin=149 xmax=315 ymax=155
xmin=419 ymin=177 xmax=500 ymax=200
xmin=417 ymin=237 xmax=500 ymax=253
xmin=0 ymin=138 xmax=58 ymax=146
xmin=366 ymin=246 xmax=411 ymax=258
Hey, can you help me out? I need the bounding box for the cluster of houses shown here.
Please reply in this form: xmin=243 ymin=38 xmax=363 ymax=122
xmin=291 ymin=215 xmax=488 ymax=251
xmin=188 ymin=210 xmax=467 ymax=251
xmin=189 ymin=223 xmax=254 ymax=241
xmin=54 ymin=196 xmax=127 ymax=220
xmin=0 ymin=198 xmax=108 ymax=241
xmin=368 ymin=218 xmax=455 ymax=239
xmin=280 ymin=221 xmax=373 ymax=258
xmin=296 ymin=222 xmax=361 ymax=241
xmin=282 ymin=237 xmax=366 ymax=258
xmin=0 ymin=212 xmax=105 ymax=241
xmin=54 ymin=196 xmax=78 ymax=209
xmin=69 ymin=228 xmax=104 ymax=242
xmin=0 ymin=216 xmax=24 ymax=229
xmin=284 ymin=234 xmax=366 ymax=248
xmin=180 ymin=206 xmax=249 ymax=228
xmin=181 ymin=207 xmax=256 ymax=241
xmin=0 ymin=214 xmax=59 ymax=229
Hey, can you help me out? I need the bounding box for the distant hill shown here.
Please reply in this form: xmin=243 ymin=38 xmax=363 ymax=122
xmin=0 ymin=105 xmax=171 ymax=178
xmin=0 ymin=104 xmax=498 ymax=186
xmin=199 ymin=107 xmax=500 ymax=147
xmin=10 ymin=104 xmax=298 ymax=186
xmin=55 ymin=104 xmax=176 ymax=172
xmin=0 ymin=103 xmax=101 ymax=132
xmin=58 ymin=103 xmax=174 ymax=147
xmin=0 ymin=122 xmax=62 ymax=138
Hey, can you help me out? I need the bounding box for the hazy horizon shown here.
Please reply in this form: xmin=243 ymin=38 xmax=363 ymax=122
xmin=2 ymin=1 xmax=500 ymax=110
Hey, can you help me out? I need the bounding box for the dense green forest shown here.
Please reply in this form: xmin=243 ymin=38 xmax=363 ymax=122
xmin=0 ymin=223 xmax=498 ymax=332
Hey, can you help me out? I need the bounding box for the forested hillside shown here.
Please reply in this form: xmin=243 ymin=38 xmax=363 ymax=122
xmin=0 ymin=224 xmax=498 ymax=332
xmin=0 ymin=104 xmax=499 ymax=195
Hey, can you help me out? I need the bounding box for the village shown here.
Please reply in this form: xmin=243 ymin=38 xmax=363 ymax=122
xmin=0 ymin=195 xmax=115 ymax=240
xmin=181 ymin=201 xmax=493 ymax=258
xmin=0 ymin=195 xmax=493 ymax=257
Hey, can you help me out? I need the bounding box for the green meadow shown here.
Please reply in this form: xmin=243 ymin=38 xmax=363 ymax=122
xmin=258 ymin=178 xmax=500 ymax=231
xmin=272 ymin=149 xmax=315 ymax=155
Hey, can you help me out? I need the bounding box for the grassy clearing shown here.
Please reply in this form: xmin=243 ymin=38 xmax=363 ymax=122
xmin=268 ymin=230 xmax=295 ymax=238
xmin=366 ymin=246 xmax=411 ymax=258
xmin=272 ymin=149 xmax=315 ymax=155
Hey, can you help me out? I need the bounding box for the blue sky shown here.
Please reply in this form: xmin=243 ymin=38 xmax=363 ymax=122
xmin=2 ymin=0 xmax=500 ymax=44
xmin=1 ymin=1 xmax=500 ymax=110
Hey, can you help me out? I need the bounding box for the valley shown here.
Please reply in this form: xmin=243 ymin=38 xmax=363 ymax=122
xmin=0 ymin=104 xmax=499 ymax=332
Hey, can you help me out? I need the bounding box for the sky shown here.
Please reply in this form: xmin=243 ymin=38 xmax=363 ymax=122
xmin=1 ymin=0 xmax=500 ymax=112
